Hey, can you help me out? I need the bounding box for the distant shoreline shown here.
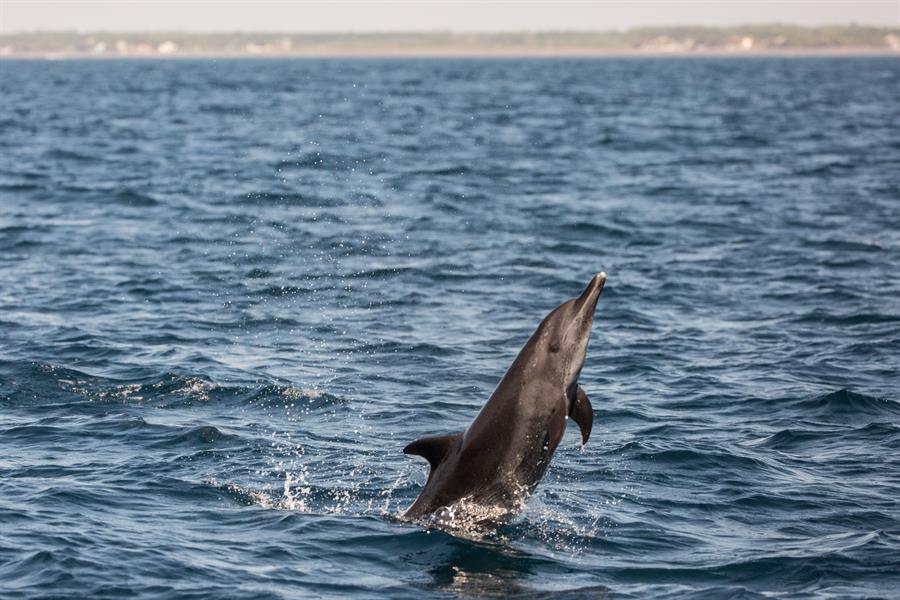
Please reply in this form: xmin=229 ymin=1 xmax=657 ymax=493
xmin=2 ymin=26 xmax=898 ymax=59
xmin=2 ymin=48 xmax=898 ymax=60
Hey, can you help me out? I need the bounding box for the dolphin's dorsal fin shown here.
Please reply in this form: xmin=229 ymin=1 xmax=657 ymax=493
xmin=403 ymin=433 xmax=463 ymax=473
xmin=570 ymin=385 xmax=594 ymax=445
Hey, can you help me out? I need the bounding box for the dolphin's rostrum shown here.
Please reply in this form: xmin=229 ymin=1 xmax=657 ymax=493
xmin=403 ymin=272 xmax=606 ymax=521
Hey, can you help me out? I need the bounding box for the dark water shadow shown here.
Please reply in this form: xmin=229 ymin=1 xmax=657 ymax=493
xmin=402 ymin=525 xmax=609 ymax=598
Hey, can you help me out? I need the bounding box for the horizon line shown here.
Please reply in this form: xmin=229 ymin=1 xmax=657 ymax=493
xmin=3 ymin=23 xmax=899 ymax=35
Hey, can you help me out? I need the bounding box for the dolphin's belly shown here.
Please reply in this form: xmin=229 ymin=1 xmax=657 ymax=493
xmin=510 ymin=407 xmax=568 ymax=489
xmin=459 ymin=406 xmax=567 ymax=507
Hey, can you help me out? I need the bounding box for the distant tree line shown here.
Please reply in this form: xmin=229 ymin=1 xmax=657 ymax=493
xmin=1 ymin=25 xmax=898 ymax=56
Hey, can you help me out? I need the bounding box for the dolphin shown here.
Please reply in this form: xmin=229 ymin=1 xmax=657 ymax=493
xmin=403 ymin=272 xmax=606 ymax=521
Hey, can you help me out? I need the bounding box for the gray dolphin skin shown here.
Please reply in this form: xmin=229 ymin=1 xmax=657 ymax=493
xmin=403 ymin=272 xmax=606 ymax=521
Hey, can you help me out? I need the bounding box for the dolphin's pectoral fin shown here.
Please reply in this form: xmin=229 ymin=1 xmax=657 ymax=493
xmin=403 ymin=433 xmax=463 ymax=473
xmin=570 ymin=385 xmax=593 ymax=445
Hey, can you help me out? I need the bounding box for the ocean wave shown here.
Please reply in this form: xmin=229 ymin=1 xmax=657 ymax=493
xmin=0 ymin=362 xmax=345 ymax=413
xmin=44 ymin=148 xmax=96 ymax=162
xmin=274 ymin=151 xmax=366 ymax=172
xmin=632 ymin=447 xmax=766 ymax=472
xmin=112 ymin=188 xmax=159 ymax=207
xmin=793 ymin=389 xmax=900 ymax=420
xmin=0 ymin=182 xmax=44 ymax=192
xmin=241 ymin=191 xmax=345 ymax=206
xmin=150 ymin=425 xmax=239 ymax=448
xmin=752 ymin=421 xmax=900 ymax=451
xmin=251 ymin=284 xmax=314 ymax=297
xmin=790 ymin=309 xmax=900 ymax=326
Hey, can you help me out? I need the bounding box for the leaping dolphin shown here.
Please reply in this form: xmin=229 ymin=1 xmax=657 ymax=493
xmin=403 ymin=272 xmax=606 ymax=521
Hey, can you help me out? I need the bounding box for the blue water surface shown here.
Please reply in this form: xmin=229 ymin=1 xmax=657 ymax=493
xmin=1 ymin=57 xmax=899 ymax=598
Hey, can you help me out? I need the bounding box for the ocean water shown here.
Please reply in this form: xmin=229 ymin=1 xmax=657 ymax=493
xmin=1 ymin=57 xmax=899 ymax=598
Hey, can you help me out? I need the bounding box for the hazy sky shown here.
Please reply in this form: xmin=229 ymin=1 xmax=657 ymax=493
xmin=1 ymin=0 xmax=898 ymax=33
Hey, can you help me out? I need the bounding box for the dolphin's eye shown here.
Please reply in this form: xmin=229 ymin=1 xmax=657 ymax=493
xmin=549 ymin=340 xmax=560 ymax=353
